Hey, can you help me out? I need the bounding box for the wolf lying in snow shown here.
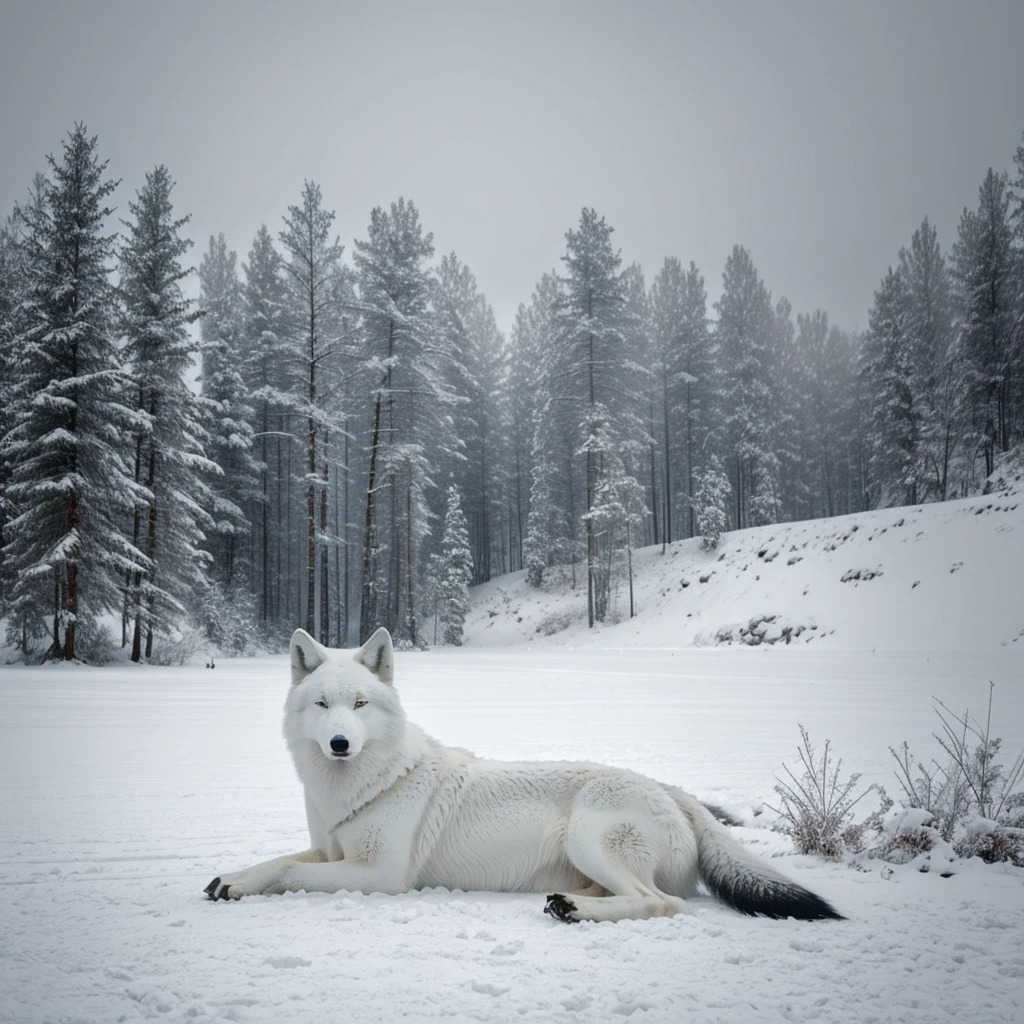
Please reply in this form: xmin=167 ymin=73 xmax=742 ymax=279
xmin=205 ymin=628 xmax=842 ymax=923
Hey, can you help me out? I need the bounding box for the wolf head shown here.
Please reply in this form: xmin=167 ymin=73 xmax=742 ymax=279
xmin=284 ymin=627 xmax=404 ymax=763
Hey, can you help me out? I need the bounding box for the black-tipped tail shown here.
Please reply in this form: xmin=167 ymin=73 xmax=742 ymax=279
xmin=702 ymin=866 xmax=844 ymax=921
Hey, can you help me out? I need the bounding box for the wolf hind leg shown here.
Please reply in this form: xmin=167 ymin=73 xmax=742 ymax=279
xmin=545 ymin=805 xmax=691 ymax=924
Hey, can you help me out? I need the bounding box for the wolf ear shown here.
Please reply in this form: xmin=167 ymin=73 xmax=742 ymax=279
xmin=290 ymin=629 xmax=326 ymax=685
xmin=355 ymin=627 xmax=394 ymax=684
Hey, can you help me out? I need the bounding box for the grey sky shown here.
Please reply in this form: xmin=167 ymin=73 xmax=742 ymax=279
xmin=2 ymin=0 xmax=1023 ymax=335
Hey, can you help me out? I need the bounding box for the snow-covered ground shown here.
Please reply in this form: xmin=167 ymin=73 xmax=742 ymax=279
xmin=2 ymin=644 xmax=1023 ymax=1024
xmin=463 ymin=490 xmax=1024 ymax=652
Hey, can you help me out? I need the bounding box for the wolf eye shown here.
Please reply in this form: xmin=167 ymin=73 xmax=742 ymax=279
xmin=354 ymin=699 xmax=368 ymax=709
xmin=315 ymin=700 xmax=328 ymax=709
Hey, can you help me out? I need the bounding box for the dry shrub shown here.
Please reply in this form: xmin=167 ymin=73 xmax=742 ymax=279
xmin=769 ymin=725 xmax=891 ymax=860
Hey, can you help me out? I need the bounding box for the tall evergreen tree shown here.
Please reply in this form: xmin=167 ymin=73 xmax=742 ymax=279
xmin=242 ymin=224 xmax=296 ymax=626
xmin=354 ymin=198 xmax=451 ymax=645
xmin=508 ymin=272 xmax=561 ymax=574
xmin=551 ymin=208 xmax=645 ymax=626
xmin=1 ymin=125 xmax=145 ymax=660
xmin=0 ymin=206 xmax=27 ymax=589
xmin=716 ymin=246 xmax=778 ymax=528
xmin=279 ymin=181 xmax=343 ymax=639
xmin=862 ymin=267 xmax=918 ymax=506
xmin=119 ymin=164 xmax=209 ymax=661
xmin=649 ymin=257 xmax=717 ymax=541
xmin=898 ymin=218 xmax=958 ymax=499
xmin=434 ymin=254 xmax=507 ymax=584
xmin=952 ymin=169 xmax=1017 ymax=475
xmin=199 ymin=233 xmax=257 ymax=589
xmin=438 ymin=483 xmax=472 ymax=645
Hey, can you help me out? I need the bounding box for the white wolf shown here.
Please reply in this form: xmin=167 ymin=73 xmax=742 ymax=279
xmin=205 ymin=628 xmax=842 ymax=923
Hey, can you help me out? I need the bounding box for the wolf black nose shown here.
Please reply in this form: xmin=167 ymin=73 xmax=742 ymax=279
xmin=330 ymin=735 xmax=350 ymax=753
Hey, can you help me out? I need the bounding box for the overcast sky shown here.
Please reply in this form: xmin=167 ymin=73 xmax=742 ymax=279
xmin=2 ymin=0 xmax=1023 ymax=335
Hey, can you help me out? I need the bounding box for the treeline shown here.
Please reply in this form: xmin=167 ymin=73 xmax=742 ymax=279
xmin=1 ymin=124 xmax=1023 ymax=661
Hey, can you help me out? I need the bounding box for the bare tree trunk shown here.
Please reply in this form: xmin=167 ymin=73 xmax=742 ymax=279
xmin=360 ymin=393 xmax=383 ymax=643
xmin=405 ymin=484 xmax=417 ymax=644
xmin=319 ymin=436 xmax=329 ymax=644
xmin=305 ymin=423 xmax=316 ymax=635
xmin=261 ymin=404 xmax=269 ymax=621
xmin=586 ymin=294 xmax=596 ymax=628
xmin=627 ymin=521 xmax=634 ymax=618
xmin=342 ymin=420 xmax=350 ymax=645
xmin=567 ymin=453 xmax=577 ymax=590
xmin=514 ymin=447 xmax=524 ymax=571
xmin=333 ymin=445 xmax=342 ymax=646
xmin=285 ymin=435 xmax=293 ymax=623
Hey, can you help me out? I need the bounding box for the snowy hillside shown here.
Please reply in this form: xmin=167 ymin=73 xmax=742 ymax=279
xmin=463 ymin=487 xmax=1024 ymax=652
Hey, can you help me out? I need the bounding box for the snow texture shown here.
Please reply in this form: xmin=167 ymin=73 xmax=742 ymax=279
xmin=1 ymin=641 xmax=1022 ymax=1023
xmin=463 ymin=489 xmax=1024 ymax=652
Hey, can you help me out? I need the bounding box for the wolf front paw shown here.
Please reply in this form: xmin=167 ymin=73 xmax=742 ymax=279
xmin=544 ymin=893 xmax=579 ymax=923
xmin=205 ymin=863 xmax=291 ymax=900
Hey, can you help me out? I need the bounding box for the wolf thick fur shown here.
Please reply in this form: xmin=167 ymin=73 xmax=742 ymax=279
xmin=205 ymin=629 xmax=842 ymax=923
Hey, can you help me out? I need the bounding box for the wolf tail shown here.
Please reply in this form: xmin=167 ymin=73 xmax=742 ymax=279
xmin=667 ymin=786 xmax=844 ymax=921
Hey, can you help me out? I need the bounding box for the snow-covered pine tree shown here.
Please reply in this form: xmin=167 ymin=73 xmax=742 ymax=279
xmin=1009 ymin=133 xmax=1024 ymax=459
xmin=510 ymin=272 xmax=561 ymax=574
xmin=0 ymin=206 xmax=27 ymax=596
xmin=0 ymin=183 xmax=47 ymax=646
xmin=580 ymin=414 xmax=647 ymax=619
xmin=553 ymin=208 xmax=647 ymax=626
xmin=898 ymin=218 xmax=959 ymax=500
xmin=199 ymin=234 xmax=258 ymax=591
xmin=779 ymin=308 xmax=818 ymax=520
xmin=952 ymin=169 xmax=1017 ymax=477
xmin=648 ymin=257 xmax=717 ymax=542
xmin=354 ymin=198 xmax=452 ymax=646
xmin=692 ymin=450 xmax=730 ymax=551
xmin=619 ymin=263 xmax=656 ymax=546
xmin=279 ymin=181 xmax=343 ymax=640
xmin=321 ymin=261 xmax=360 ymax=647
xmin=862 ymin=266 xmax=918 ymax=507
xmin=715 ymin=246 xmax=779 ymax=528
xmin=434 ymin=254 xmax=508 ymax=584
xmin=0 ymin=125 xmax=146 ymax=660
xmin=790 ymin=311 xmax=855 ymax=519
xmin=523 ymin=395 xmax=578 ymax=588
xmin=241 ymin=225 xmax=295 ymax=627
xmin=438 ymin=483 xmax=472 ymax=646
xmin=119 ymin=165 xmax=210 ymax=661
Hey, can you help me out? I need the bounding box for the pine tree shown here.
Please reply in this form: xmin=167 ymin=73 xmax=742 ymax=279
xmin=199 ymin=233 xmax=258 ymax=590
xmin=862 ymin=267 xmax=918 ymax=506
xmin=716 ymin=246 xmax=778 ymax=528
xmin=649 ymin=257 xmax=717 ymax=541
xmin=552 ymin=208 xmax=646 ymax=625
xmin=510 ymin=272 xmax=561 ymax=575
xmin=791 ymin=311 xmax=862 ymax=519
xmin=279 ymin=182 xmax=343 ymax=639
xmin=952 ymin=169 xmax=1017 ymax=476
xmin=435 ymin=254 xmax=507 ymax=584
xmin=692 ymin=451 xmax=730 ymax=550
xmin=242 ymin=224 xmax=296 ymax=626
xmin=0 ymin=206 xmax=27 ymax=592
xmin=1 ymin=125 xmax=146 ymax=660
xmin=119 ymin=164 xmax=209 ymax=661
xmin=898 ymin=218 xmax=958 ymax=499
xmin=438 ymin=484 xmax=472 ymax=646
xmin=354 ymin=198 xmax=451 ymax=646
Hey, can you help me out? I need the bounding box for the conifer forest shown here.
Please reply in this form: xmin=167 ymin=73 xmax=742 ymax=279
xmin=2 ymin=123 xmax=1024 ymax=662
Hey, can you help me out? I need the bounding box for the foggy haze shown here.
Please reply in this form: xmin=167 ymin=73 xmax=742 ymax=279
xmin=2 ymin=0 xmax=1023 ymax=330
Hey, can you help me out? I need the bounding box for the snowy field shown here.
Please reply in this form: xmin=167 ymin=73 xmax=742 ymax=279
xmin=2 ymin=645 xmax=1023 ymax=1024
